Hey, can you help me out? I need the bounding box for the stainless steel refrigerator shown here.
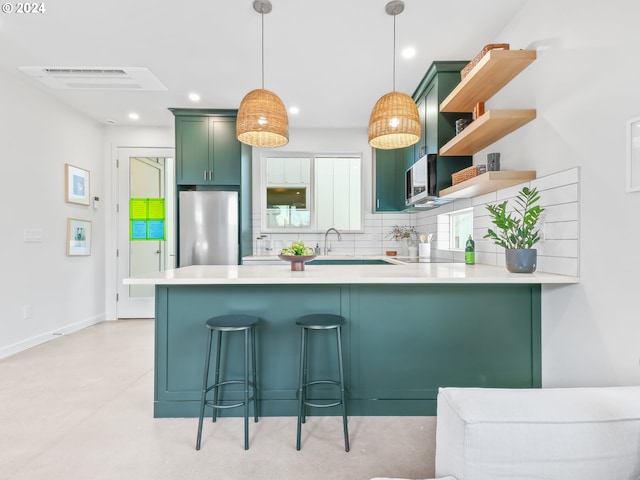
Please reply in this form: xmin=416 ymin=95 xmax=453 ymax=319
xmin=178 ymin=191 xmax=239 ymax=266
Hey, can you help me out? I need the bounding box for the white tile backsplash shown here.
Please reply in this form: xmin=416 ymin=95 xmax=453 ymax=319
xmin=252 ymin=211 xmax=420 ymax=257
xmin=250 ymin=167 xmax=580 ymax=277
xmin=544 ymin=220 xmax=578 ymax=240
xmin=538 ymin=239 xmax=579 ymax=258
xmin=412 ymin=167 xmax=580 ymax=277
xmin=541 ymin=202 xmax=579 ymax=223
xmin=530 ymin=167 xmax=578 ymax=191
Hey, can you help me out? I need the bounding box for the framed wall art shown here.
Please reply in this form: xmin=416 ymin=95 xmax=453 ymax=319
xmin=65 ymin=164 xmax=90 ymax=205
xmin=627 ymin=116 xmax=640 ymax=192
xmin=66 ymin=218 xmax=92 ymax=256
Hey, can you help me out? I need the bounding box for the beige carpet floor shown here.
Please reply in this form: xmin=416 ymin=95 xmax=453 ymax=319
xmin=0 ymin=319 xmax=436 ymax=480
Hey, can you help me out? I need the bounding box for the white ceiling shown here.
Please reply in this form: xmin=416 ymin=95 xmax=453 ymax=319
xmin=0 ymin=0 xmax=528 ymax=129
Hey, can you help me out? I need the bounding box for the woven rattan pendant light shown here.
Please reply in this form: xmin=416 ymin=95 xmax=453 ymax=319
xmin=237 ymin=0 xmax=289 ymax=148
xmin=368 ymin=1 xmax=420 ymax=150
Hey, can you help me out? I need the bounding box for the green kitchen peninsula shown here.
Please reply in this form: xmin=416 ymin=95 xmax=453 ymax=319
xmin=125 ymin=262 xmax=578 ymax=418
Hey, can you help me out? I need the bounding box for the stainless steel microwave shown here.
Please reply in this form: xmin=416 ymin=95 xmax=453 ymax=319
xmin=405 ymin=154 xmax=437 ymax=206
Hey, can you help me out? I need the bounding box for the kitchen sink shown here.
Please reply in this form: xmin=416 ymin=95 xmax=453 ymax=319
xmin=306 ymin=259 xmax=393 ymax=265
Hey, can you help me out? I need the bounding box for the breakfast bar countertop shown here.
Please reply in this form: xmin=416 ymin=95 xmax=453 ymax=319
xmin=124 ymin=261 xmax=579 ymax=286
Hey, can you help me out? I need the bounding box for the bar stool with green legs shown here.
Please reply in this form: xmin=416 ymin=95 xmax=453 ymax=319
xmin=295 ymin=313 xmax=349 ymax=452
xmin=196 ymin=314 xmax=259 ymax=451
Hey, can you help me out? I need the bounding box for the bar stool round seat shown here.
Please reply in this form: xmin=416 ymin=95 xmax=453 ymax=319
xmin=196 ymin=314 xmax=259 ymax=451
xmin=295 ymin=313 xmax=349 ymax=452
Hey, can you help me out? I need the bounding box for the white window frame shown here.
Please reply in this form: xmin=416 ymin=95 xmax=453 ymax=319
xmin=260 ymin=152 xmax=363 ymax=233
xmin=437 ymin=207 xmax=473 ymax=251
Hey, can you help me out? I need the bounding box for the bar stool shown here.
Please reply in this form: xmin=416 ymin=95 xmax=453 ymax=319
xmin=196 ymin=314 xmax=259 ymax=451
xmin=296 ymin=313 xmax=349 ymax=452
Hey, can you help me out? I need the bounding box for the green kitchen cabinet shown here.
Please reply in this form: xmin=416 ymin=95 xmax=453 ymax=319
xmin=172 ymin=110 xmax=241 ymax=186
xmin=412 ymin=61 xmax=473 ymax=195
xmin=374 ymin=147 xmax=408 ymax=212
xmin=414 ymin=94 xmax=427 ymax=161
xmin=374 ymin=145 xmax=414 ymax=212
xmin=153 ymin=282 xmax=541 ymax=418
xmin=373 ymin=62 xmax=474 ymax=212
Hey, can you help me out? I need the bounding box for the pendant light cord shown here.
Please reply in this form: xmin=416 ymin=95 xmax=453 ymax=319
xmin=392 ymin=12 xmax=396 ymax=92
xmin=261 ymin=10 xmax=265 ymax=89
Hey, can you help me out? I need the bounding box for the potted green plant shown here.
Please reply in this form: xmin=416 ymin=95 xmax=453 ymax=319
xmin=483 ymin=186 xmax=544 ymax=273
xmin=387 ymin=225 xmax=419 ymax=257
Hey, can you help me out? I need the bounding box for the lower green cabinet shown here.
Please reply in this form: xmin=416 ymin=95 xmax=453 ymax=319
xmin=153 ymin=283 xmax=541 ymax=417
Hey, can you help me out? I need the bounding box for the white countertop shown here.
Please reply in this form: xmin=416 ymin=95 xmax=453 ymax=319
xmin=124 ymin=260 xmax=579 ymax=285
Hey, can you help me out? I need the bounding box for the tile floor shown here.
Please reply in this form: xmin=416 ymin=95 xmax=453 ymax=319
xmin=0 ymin=319 xmax=436 ymax=480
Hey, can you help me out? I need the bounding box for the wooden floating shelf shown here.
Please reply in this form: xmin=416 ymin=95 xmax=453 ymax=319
xmin=440 ymin=50 xmax=537 ymax=112
xmin=439 ymin=109 xmax=536 ymax=156
xmin=440 ymin=170 xmax=537 ymax=199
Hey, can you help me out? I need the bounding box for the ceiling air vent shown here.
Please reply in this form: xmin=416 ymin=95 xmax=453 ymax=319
xmin=17 ymin=66 xmax=167 ymax=91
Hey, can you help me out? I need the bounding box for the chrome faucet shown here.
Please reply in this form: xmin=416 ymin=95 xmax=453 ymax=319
xmin=324 ymin=228 xmax=342 ymax=255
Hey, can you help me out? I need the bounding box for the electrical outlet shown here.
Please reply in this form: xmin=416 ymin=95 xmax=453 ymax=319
xmin=23 ymin=304 xmax=32 ymax=319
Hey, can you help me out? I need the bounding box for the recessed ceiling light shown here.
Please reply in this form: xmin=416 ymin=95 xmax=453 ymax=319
xmin=402 ymin=47 xmax=416 ymax=59
xmin=188 ymin=92 xmax=201 ymax=102
xmin=289 ymin=106 xmax=300 ymax=115
xmin=128 ymin=112 xmax=139 ymax=120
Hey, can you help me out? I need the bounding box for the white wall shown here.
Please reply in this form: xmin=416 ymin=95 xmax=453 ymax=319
xmin=0 ymin=72 xmax=106 ymax=358
xmin=481 ymin=0 xmax=640 ymax=386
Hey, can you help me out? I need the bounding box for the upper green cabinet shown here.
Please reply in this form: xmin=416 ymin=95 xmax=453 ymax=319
xmin=374 ymin=62 xmax=473 ymax=212
xmin=415 ymin=95 xmax=427 ymax=161
xmin=172 ymin=109 xmax=241 ymax=186
xmin=411 ymin=61 xmax=473 ymax=195
xmin=373 ymin=146 xmax=412 ymax=212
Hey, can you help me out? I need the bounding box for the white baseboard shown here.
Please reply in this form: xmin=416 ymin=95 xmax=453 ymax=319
xmin=0 ymin=314 xmax=106 ymax=360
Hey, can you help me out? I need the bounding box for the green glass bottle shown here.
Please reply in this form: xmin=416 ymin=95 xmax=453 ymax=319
xmin=465 ymin=235 xmax=475 ymax=265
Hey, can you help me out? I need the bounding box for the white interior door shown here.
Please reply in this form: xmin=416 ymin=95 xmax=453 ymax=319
xmin=117 ymin=147 xmax=175 ymax=319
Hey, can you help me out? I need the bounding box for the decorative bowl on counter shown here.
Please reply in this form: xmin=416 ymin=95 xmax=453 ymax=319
xmin=278 ymin=254 xmax=317 ymax=271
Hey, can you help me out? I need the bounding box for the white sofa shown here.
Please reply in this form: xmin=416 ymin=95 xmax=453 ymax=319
xmin=373 ymin=386 xmax=640 ymax=480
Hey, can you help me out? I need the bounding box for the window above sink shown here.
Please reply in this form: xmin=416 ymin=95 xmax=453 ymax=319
xmin=260 ymin=153 xmax=363 ymax=233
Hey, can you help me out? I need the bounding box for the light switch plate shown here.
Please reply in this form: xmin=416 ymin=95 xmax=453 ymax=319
xmin=24 ymin=229 xmax=44 ymax=242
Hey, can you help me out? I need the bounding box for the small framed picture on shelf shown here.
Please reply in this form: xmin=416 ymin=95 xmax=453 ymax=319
xmin=66 ymin=218 xmax=92 ymax=256
xmin=65 ymin=163 xmax=90 ymax=205
xmin=627 ymin=115 xmax=640 ymax=192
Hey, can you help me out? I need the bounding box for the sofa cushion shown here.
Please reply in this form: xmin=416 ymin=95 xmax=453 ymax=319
xmin=435 ymin=386 xmax=640 ymax=480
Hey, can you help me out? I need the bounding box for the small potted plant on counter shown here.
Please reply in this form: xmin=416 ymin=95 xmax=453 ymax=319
xmin=483 ymin=186 xmax=544 ymax=273
xmin=387 ymin=225 xmax=419 ymax=257
xmin=279 ymin=240 xmax=316 ymax=271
